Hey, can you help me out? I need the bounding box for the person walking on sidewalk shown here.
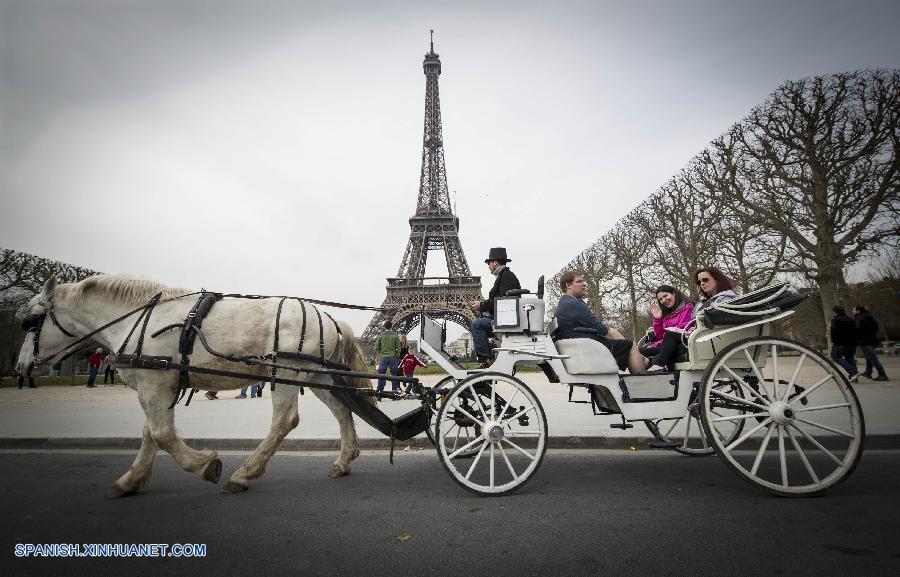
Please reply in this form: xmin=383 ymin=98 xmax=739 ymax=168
xmin=854 ymin=305 xmax=889 ymax=381
xmin=375 ymin=321 xmax=402 ymax=400
xmin=400 ymin=348 xmax=427 ymax=394
xmin=830 ymin=306 xmax=859 ymax=382
xmin=236 ymin=382 xmax=265 ymax=398
xmin=102 ymin=351 xmax=117 ymax=385
xmin=86 ymin=348 xmax=103 ymax=387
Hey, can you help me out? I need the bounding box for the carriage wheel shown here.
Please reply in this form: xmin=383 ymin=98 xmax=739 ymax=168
xmin=699 ymin=337 xmax=865 ymax=496
xmin=645 ymin=380 xmax=747 ymax=456
xmin=435 ymin=372 xmax=548 ymax=496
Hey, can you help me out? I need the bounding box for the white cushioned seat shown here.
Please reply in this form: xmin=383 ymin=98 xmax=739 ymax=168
xmin=556 ymin=338 xmax=620 ymax=375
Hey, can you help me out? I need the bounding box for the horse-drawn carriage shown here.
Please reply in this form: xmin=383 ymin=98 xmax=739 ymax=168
xmin=18 ymin=276 xmax=863 ymax=499
xmin=418 ymin=281 xmax=865 ymax=497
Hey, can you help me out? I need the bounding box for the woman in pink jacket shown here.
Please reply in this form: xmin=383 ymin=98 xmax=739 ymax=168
xmin=638 ymin=285 xmax=695 ymax=371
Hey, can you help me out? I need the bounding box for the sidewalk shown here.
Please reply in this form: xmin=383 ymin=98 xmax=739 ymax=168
xmin=1 ymin=359 xmax=898 ymax=450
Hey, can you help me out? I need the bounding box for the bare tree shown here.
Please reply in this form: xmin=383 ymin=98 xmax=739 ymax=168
xmin=0 ymin=248 xmax=101 ymax=313
xmin=633 ymin=166 xmax=725 ymax=300
xmin=699 ymin=70 xmax=900 ymax=336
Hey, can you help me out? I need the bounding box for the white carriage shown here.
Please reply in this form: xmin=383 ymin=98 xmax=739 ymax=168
xmin=419 ymin=282 xmax=865 ymax=497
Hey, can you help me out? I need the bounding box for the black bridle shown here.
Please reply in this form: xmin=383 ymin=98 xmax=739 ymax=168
xmin=21 ymin=298 xmax=79 ymax=365
xmin=21 ymin=293 xmax=166 ymax=367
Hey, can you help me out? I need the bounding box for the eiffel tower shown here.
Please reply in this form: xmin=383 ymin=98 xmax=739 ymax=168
xmin=362 ymin=33 xmax=482 ymax=341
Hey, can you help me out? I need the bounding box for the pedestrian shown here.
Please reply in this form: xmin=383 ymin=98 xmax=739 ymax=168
xmin=400 ymin=348 xmax=427 ymax=394
xmin=781 ymin=319 xmax=796 ymax=341
xmin=102 ymin=351 xmax=117 ymax=385
xmin=398 ymin=334 xmax=409 ymax=359
xmin=236 ymin=382 xmax=265 ymax=398
xmin=17 ymin=371 xmax=37 ymax=389
xmin=86 ymin=347 xmax=103 ymax=387
xmin=374 ymin=320 xmax=402 ymax=400
xmin=830 ymin=306 xmax=859 ymax=383
xmin=853 ymin=305 xmax=889 ymax=381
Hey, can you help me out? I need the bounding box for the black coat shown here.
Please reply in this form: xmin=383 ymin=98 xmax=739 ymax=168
xmin=481 ymin=267 xmax=521 ymax=315
xmin=830 ymin=314 xmax=857 ymax=347
xmin=855 ymin=312 xmax=880 ymax=346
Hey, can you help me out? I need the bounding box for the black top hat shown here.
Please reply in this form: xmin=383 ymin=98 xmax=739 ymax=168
xmin=485 ymin=247 xmax=511 ymax=264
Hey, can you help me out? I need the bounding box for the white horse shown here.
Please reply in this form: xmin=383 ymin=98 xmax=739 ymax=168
xmin=16 ymin=275 xmax=374 ymax=497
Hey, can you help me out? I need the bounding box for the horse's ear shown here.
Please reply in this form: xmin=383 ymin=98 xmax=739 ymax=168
xmin=41 ymin=277 xmax=58 ymax=298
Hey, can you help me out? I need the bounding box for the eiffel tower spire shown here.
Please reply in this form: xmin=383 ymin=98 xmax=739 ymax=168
xmin=362 ymin=34 xmax=482 ymax=341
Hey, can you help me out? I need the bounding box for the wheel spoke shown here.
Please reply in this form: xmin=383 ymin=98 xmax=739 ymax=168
xmin=710 ymin=388 xmax=769 ymax=412
xmin=498 ymin=443 xmax=519 ymax=480
xmin=794 ymin=402 xmax=851 ymax=413
xmin=724 ymin=366 xmax=770 ymax=406
xmin=712 ymin=412 xmax=769 ymax=422
xmin=507 ymin=430 xmax=543 ymax=436
xmin=788 ymin=422 xmax=844 ymax=467
xmin=451 ymin=426 xmax=461 ymax=451
xmin=453 ymin=404 xmax=487 ymax=429
xmin=794 ymin=417 xmax=854 ymax=438
xmin=504 ymin=388 xmax=520 ymax=413
xmin=726 ymin=417 xmax=774 ymax=451
xmin=489 ymin=443 xmax=495 ymax=488
xmin=449 ymin=436 xmax=485 ymax=460
xmin=771 ymin=344 xmax=779 ymax=400
xmin=743 ymin=349 xmax=770 ymax=397
xmin=750 ymin=423 xmax=776 ymax=475
xmin=781 ymin=354 xmax=807 ymax=402
xmin=683 ymin=409 xmax=693 ymax=445
xmin=778 ymin=425 xmax=788 ymax=488
xmin=464 ymin=441 xmax=489 ymax=480
xmin=501 ymin=438 xmax=537 ymax=461
xmin=789 ymin=373 xmax=835 ymax=406
xmin=500 ymin=405 xmax=536 ymax=427
xmin=786 ymin=424 xmax=819 ymax=484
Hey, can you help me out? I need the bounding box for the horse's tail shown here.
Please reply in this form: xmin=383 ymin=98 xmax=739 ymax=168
xmin=337 ymin=320 xmax=376 ymax=406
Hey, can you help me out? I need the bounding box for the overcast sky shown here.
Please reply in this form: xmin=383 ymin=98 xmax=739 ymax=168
xmin=1 ymin=0 xmax=898 ymax=336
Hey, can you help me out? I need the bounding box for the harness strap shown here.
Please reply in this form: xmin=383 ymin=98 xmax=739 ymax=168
xmin=314 ymin=305 xmax=325 ymax=362
xmin=47 ymin=300 xmax=76 ymax=337
xmin=170 ymin=292 xmax=223 ymax=409
xmin=116 ymin=292 xmax=163 ymax=357
xmin=269 ymin=297 xmax=288 ymax=393
xmin=298 ymin=300 xmax=308 ymax=354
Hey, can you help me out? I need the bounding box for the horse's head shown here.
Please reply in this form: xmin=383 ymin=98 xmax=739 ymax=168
xmin=16 ymin=278 xmax=80 ymax=376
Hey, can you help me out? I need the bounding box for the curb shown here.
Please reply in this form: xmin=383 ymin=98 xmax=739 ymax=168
xmin=1 ymin=435 xmax=899 ymax=451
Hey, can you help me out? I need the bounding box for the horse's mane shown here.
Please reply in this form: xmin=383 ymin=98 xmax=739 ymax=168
xmin=57 ymin=275 xmax=193 ymax=306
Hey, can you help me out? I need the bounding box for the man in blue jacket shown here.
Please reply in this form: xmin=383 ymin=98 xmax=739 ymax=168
xmin=554 ymin=271 xmax=645 ymax=373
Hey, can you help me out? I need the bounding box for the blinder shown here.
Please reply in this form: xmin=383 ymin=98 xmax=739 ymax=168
xmin=21 ymin=313 xmax=46 ymax=333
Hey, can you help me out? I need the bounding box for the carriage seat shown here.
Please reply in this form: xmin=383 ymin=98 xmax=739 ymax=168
xmin=555 ymin=339 xmax=620 ymax=375
xmin=547 ymin=318 xmax=619 ymax=375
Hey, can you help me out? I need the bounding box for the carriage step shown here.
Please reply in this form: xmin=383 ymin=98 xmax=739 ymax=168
xmin=610 ymin=422 xmax=634 ymax=429
xmin=648 ymin=441 xmax=681 ymax=450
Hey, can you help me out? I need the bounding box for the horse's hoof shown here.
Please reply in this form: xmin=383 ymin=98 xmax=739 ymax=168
xmin=221 ymin=481 xmax=249 ymax=494
xmin=106 ymin=484 xmax=135 ymax=499
xmin=328 ymin=465 xmax=349 ymax=478
xmin=202 ymin=458 xmax=223 ymax=484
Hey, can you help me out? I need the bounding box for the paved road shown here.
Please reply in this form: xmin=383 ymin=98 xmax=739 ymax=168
xmin=3 ymin=449 xmax=899 ymax=577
